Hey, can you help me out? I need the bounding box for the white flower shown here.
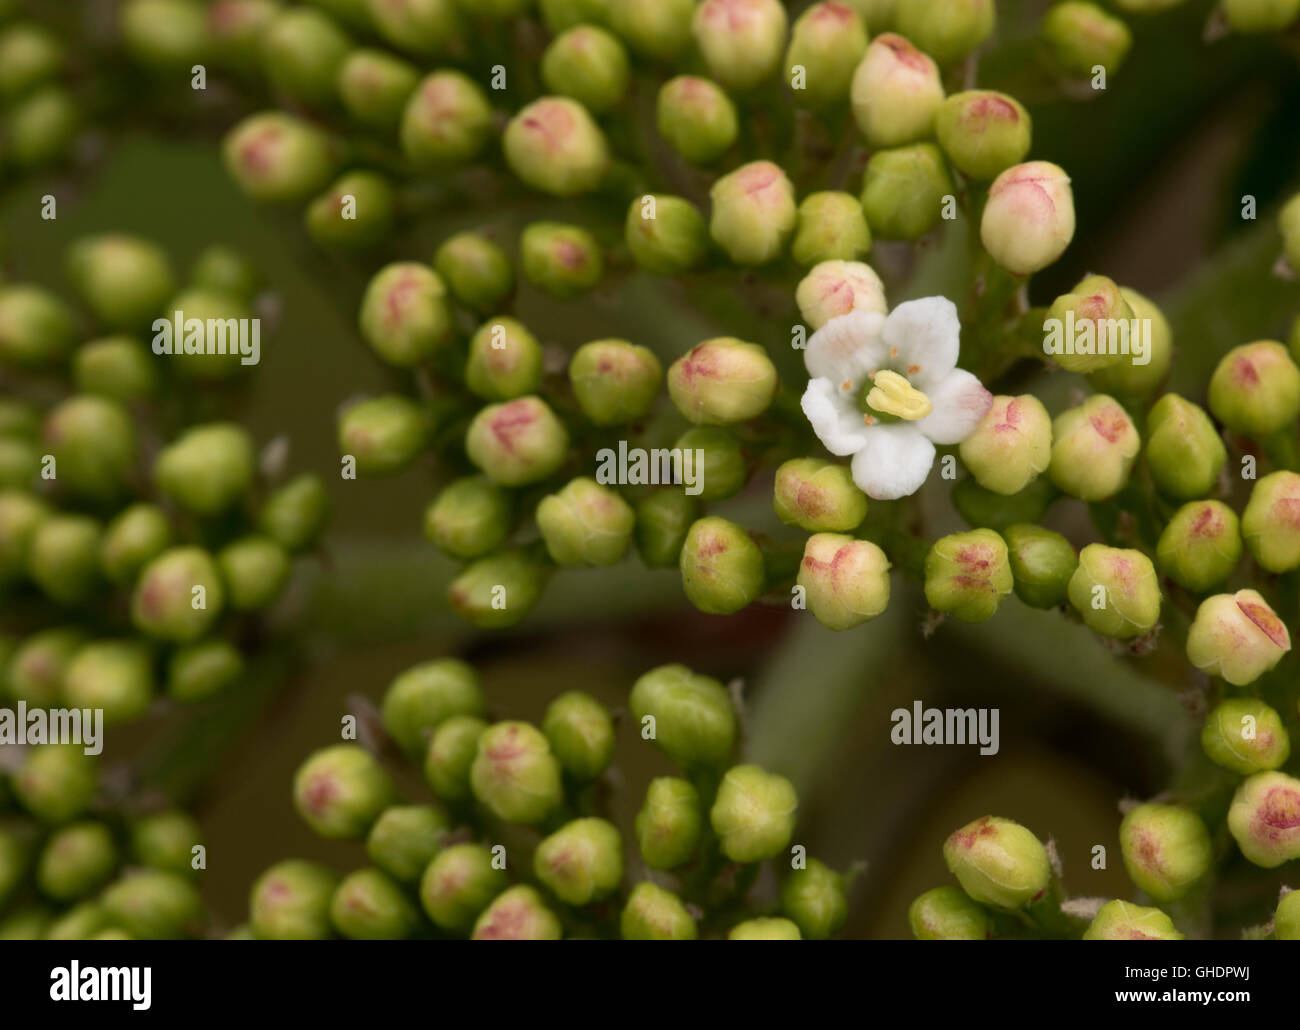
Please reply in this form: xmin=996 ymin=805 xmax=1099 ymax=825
xmin=800 ymin=297 xmax=993 ymax=500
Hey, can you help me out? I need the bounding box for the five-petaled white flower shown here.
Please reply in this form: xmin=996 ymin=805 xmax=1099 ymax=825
xmin=800 ymin=298 xmax=993 ymax=500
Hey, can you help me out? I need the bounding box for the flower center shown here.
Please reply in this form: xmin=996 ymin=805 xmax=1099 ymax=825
xmin=858 ymin=370 xmax=931 ymax=422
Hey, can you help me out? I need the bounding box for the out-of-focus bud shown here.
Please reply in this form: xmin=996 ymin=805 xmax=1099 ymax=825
xmin=189 ymin=245 xmax=260 ymax=302
xmin=520 ymin=221 xmax=604 ymax=299
xmin=541 ymin=25 xmax=629 ymax=113
xmin=859 ymin=143 xmax=954 ymax=240
xmin=400 ymin=71 xmax=493 ymax=168
xmin=223 ymin=112 xmax=336 ymax=203
xmin=667 ymin=337 xmax=778 ymax=424
xmin=330 ymin=868 xmax=420 ymax=940
xmin=42 ymin=395 xmax=137 ymax=501
xmin=424 ymin=714 xmax=488 ymax=801
xmin=1221 ymin=0 xmax=1300 ymax=33
xmin=249 ymin=860 xmax=338 ymax=940
xmin=1003 ymin=524 xmax=1076 ymax=609
xmin=0 ymin=285 xmax=78 ymax=367
xmin=1048 ymin=395 xmax=1139 ymax=501
xmin=943 ymin=815 xmax=1050 ymax=909
xmin=774 ymin=457 xmax=868 ymax=531
xmin=8 ymin=628 xmax=83 ymax=707
xmin=1201 ymin=698 xmax=1290 ymax=775
xmin=1088 ymin=287 xmax=1172 ymax=395
xmin=120 ymin=0 xmax=209 ymax=70
xmin=261 ymin=7 xmax=352 ymax=106
xmin=958 ymin=394 xmax=1051 ymax=496
xmin=691 ymin=0 xmax=787 ymax=91
xmin=1186 ymin=589 xmax=1289 ymax=685
xmin=1208 ymin=341 xmax=1300 ymax=435
xmin=635 ymin=490 xmax=699 ymax=567
xmin=934 ymin=90 xmax=1031 ymax=181
xmin=785 ymin=2 xmax=868 ymax=109
xmin=1275 ymin=890 xmax=1300 ymax=940
xmin=850 ymin=34 xmax=943 ymax=148
xmin=537 ymin=476 xmax=635 ymax=566
xmin=894 ymin=0 xmax=994 ymax=64
xmin=674 ymin=426 xmax=745 ymax=502
xmin=470 ymin=721 xmax=564 ymax=825
xmin=503 ymin=97 xmax=610 ymax=196
xmin=1067 ymin=543 xmax=1160 ymax=638
xmin=625 ymin=194 xmax=707 ymax=276
xmin=306 ymin=171 xmax=396 ymax=251
xmin=729 ymin=917 xmax=802 ymax=939
xmin=465 ymin=316 xmax=542 ymax=401
xmin=534 ymin=817 xmax=623 ymax=905
xmin=1083 ymin=899 xmax=1184 ymax=940
xmin=1282 ymin=193 xmax=1300 ymax=274
xmin=709 ymin=161 xmax=798 ymax=266
xmin=365 ymin=0 xmax=463 ymax=57
xmin=209 ymin=0 xmax=281 ymax=77
xmin=542 ymin=691 xmax=615 ymax=780
xmin=154 ymin=422 xmax=253 ymax=514
xmin=447 ymin=549 xmax=549 ymax=628
xmin=609 ymin=0 xmax=692 ymax=58
xmin=27 ymin=515 xmax=102 ymax=604
xmin=569 ymin=339 xmax=662 ymax=425
xmin=797 ymin=533 xmax=890 ymax=630
xmin=792 ymin=192 xmax=871 ymax=267
xmin=1156 ymin=500 xmax=1241 ymax=593
xmin=157 ymin=288 xmax=253 ymax=381
xmin=0 ymin=490 xmax=47 ymax=587
xmin=656 ymin=75 xmax=738 ymax=164
xmin=13 ymin=744 xmax=99 ymax=825
xmin=131 ymin=547 xmax=224 ymax=642
xmin=635 ymin=777 xmax=702 ymax=869
xmin=423 ymin=476 xmax=511 ymax=559
xmin=66 ymin=234 xmax=174 ymax=331
xmin=6 ymin=86 xmax=79 ymax=168
xmin=0 ymin=22 xmax=63 ymax=100
xmin=62 ymin=640 xmax=154 ymax=727
xmin=1041 ymin=2 xmax=1132 ymax=77
xmin=908 ymin=885 xmax=990 ymax=939
xmin=336 ymin=49 xmax=419 ymax=130
xmin=795 ymin=260 xmax=886 ymax=329
xmin=629 ymin=662 xmax=736 ymax=768
xmin=1227 ymin=771 xmax=1300 ymax=868
xmin=419 ymin=842 xmax=507 ymax=931
xmin=1119 ymin=803 xmax=1212 ymax=902
xmin=36 ymin=821 xmax=116 ymax=901
xmin=541 ymin=0 xmax=613 ymax=30
xmin=166 ymin=638 xmax=243 ymax=702
xmin=293 ymin=744 xmax=396 ymax=839
xmin=73 ymin=336 xmax=159 ymax=402
xmin=381 ymin=657 xmax=484 ymax=758
xmin=99 ymin=870 xmax=200 ymax=939
xmin=711 ymin=763 xmax=797 ymax=863
xmin=464 ymin=396 xmax=569 ymax=486
xmin=679 ymin=515 xmax=766 ymax=614
xmin=129 ymin=810 xmax=201 ymax=878
xmin=472 ymin=885 xmax=562 ymax=940
xmin=358 ymin=262 xmax=452 ymax=367
xmin=433 ymin=232 xmax=514 ymax=313
xmin=217 ymin=535 xmax=291 ymax=611
xmin=1145 ymin=394 xmax=1225 ymax=500
xmin=1242 ymin=471 xmax=1300 ymax=572
xmin=980 ymin=161 xmax=1075 ymax=276
xmin=258 ymin=473 xmax=330 ymax=553
xmin=781 ymin=857 xmax=848 ymax=939
xmin=924 ymin=529 xmax=1012 ymax=622
xmin=1042 ymin=274 xmax=1134 ymax=373
xmin=337 ymin=395 xmax=431 ymax=476
xmin=620 ymin=881 xmax=697 ymax=940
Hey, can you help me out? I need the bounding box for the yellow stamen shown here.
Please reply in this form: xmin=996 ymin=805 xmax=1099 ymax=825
xmin=866 ymin=370 xmax=932 ymax=421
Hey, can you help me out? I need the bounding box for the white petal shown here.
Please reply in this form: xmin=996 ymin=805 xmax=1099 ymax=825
xmin=882 ymin=296 xmax=960 ymax=389
xmin=804 ymin=310 xmax=888 ymax=386
xmin=914 ymin=369 xmax=994 ymax=445
xmin=801 ymin=378 xmax=870 ymax=457
xmin=850 ymin=424 xmax=936 ymax=500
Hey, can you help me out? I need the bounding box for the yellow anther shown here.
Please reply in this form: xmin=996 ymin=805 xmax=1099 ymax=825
xmin=866 ymin=370 xmax=931 ymax=421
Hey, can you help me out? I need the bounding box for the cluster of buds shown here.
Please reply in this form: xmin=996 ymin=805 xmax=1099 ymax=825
xmin=0 ymin=14 xmax=81 ymax=173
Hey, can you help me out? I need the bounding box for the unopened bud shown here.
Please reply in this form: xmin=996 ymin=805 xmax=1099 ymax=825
xmin=634 ymin=490 xmax=699 ymax=568
xmin=980 ymin=161 xmax=1075 ymax=276
xmin=1209 ymin=341 xmax=1300 ymax=436
xmin=154 ymin=422 xmax=254 ymax=514
xmin=1043 ymin=274 xmax=1134 ymax=373
xmin=781 ymin=857 xmax=848 ymax=939
xmin=261 ymin=7 xmax=352 ymax=106
xmin=680 ymin=515 xmax=766 ymax=614
xmin=74 ymin=336 xmax=159 ymax=402
xmin=534 ymin=817 xmax=623 ymax=905
xmin=62 ymin=639 xmax=154 ymax=727
xmin=469 ymin=720 xmax=565 ymax=826
xmin=774 ymin=457 xmax=868 ymax=532
xmin=1119 ymin=803 xmax=1212 ymax=902
xmin=541 ymin=25 xmax=630 ymax=113
xmin=433 ymin=232 xmax=514 ymax=313
xmin=1227 ymin=771 xmax=1300 ymax=868
xmin=792 ymin=191 xmax=871 ymax=267
xmin=785 ymin=2 xmax=868 ymax=109
xmin=942 ymin=815 xmax=1050 ymax=909
xmin=895 ymin=0 xmax=995 ymax=64
xmin=293 ymin=744 xmax=396 ymax=839
xmin=795 ymin=260 xmax=886 ymax=329
xmin=1003 ymin=524 xmax=1077 ymax=609
xmin=692 ymin=0 xmax=788 ymax=91
xmin=1242 ymin=471 xmax=1300 ymax=572
xmin=850 ymin=34 xmax=944 ymax=148
xmin=131 ymin=547 xmax=224 ymax=642
xmin=66 ymin=234 xmax=174 ymax=331
xmin=798 ymin=533 xmax=891 ymax=630
xmin=935 ymin=90 xmax=1031 ymax=181
xmin=620 ymin=881 xmax=698 ymax=940
xmin=520 ymin=221 xmax=604 ymax=299
xmin=381 ymin=657 xmax=484 ymax=758
xmin=249 ymin=860 xmax=338 ymax=940
xmin=424 ymin=714 xmax=488 ymax=802
xmin=1145 ymin=394 xmax=1226 ymax=500
xmin=503 ymin=96 xmax=610 ymax=196
xmin=655 ymin=75 xmax=738 ymax=164
xmin=569 ymin=339 xmax=663 ymax=426
xmin=625 ymin=194 xmax=708 ymax=275
xmin=908 ymin=885 xmax=991 ymax=940
xmin=166 ymin=638 xmax=243 ymax=702
xmin=859 ymin=143 xmax=954 ymax=240
xmin=629 ymin=662 xmax=736 ymax=768
xmin=667 ymin=338 xmax=778 ymax=424
xmin=223 ymin=112 xmax=336 ymax=203
xmin=1156 ymin=500 xmax=1241 ymax=593
xmin=217 ymin=535 xmax=291 ymax=611
xmin=423 ymin=475 xmax=512 ymax=560
xmin=711 ymin=763 xmax=798 ymax=863
xmin=958 ymin=394 xmax=1052 ymax=496
xmin=466 ymin=316 xmax=542 ymax=400
xmin=420 ymin=843 xmax=506 ymax=932
xmin=1089 ymin=288 xmax=1172 ymax=396
xmin=1201 ymin=698 xmax=1290 ymax=775
xmin=338 ymin=395 xmax=431 ymax=476
xmin=399 ymin=71 xmax=493 ymax=168
xmin=1221 ymin=0 xmax=1300 ymax=32
xmin=1048 ymin=394 xmax=1139 ymax=501
xmin=1041 ymin=2 xmax=1132 ymax=77
xmin=1083 ymin=899 xmax=1184 ymax=940
xmin=1186 ymin=589 xmax=1289 ymax=686
xmin=336 ymin=49 xmax=419 ymax=130
xmin=359 ymin=263 xmax=452 ymax=368
xmin=306 ymin=171 xmax=396 ymax=250
xmin=635 ymin=777 xmax=703 ymax=869
xmin=447 ymin=549 xmax=549 ymax=628
xmin=465 ymin=396 xmax=569 ymax=486
xmin=1068 ymin=543 xmax=1160 ymax=638
xmin=330 ymin=868 xmax=420 ymax=940
xmin=924 ymin=529 xmax=1013 ymax=622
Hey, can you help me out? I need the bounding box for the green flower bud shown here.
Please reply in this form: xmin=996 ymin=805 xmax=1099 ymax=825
xmin=189 ymin=245 xmax=260 ymax=302
xmin=570 ymin=339 xmax=662 ymax=426
xmin=338 ymin=395 xmax=430 ymax=476
xmin=535 ymin=817 xmax=623 ymax=905
xmin=261 ymin=8 xmax=352 ymax=106
xmin=37 ymin=821 xmax=116 ymax=901
xmin=420 ymin=842 xmax=507 ymax=931
xmin=674 ymin=426 xmax=745 ymax=502
xmin=520 ymin=221 xmax=604 ymax=299
xmin=1221 ymin=0 xmax=1300 ymax=32
xmin=935 ymin=90 xmax=1031 ymax=181
xmin=1145 ymin=395 xmax=1225 ymax=500
xmin=13 ymin=745 xmax=98 ymax=825
xmin=131 ymin=546 xmax=224 ymax=642
xmin=679 ymin=515 xmax=765 ymax=614
xmin=1156 ymin=500 xmax=1241 ymax=593
xmin=358 ymin=263 xmax=451 ymax=368
xmin=956 ymin=467 xmax=1054 ymax=529
xmin=635 ymin=777 xmax=702 ymax=869
xmin=1048 ymin=395 xmax=1139 ymax=501
xmin=425 ymin=715 xmax=487 ymax=801
xmin=635 ymin=490 xmax=698 ymax=567
xmin=785 ymin=2 xmax=867 ymax=108
xmin=943 ymin=816 xmax=1050 ymax=909
xmin=0 ymin=400 xmax=40 ymax=439
xmin=470 ymin=721 xmax=563 ymax=824
xmin=0 ymin=907 xmax=52 ymax=940
xmin=223 ymin=112 xmax=336 ymax=203
xmin=924 ymin=529 xmax=1012 ymax=622
xmin=908 ymin=885 xmax=990 ymax=939
xmin=0 ymin=826 xmax=32 ymax=906
xmin=7 ymin=85 xmax=79 ymax=167
xmin=629 ymin=663 xmax=736 ymax=768
xmin=1186 ymin=589 xmax=1289 ymax=685
xmin=609 ymin=0 xmax=693 ymax=59
xmin=774 ymin=458 xmax=868 ymax=532
xmin=209 ymin=0 xmax=281 ymax=76
xmin=0 ymin=22 xmax=63 ymax=100
xmin=1275 ymin=890 xmax=1300 ymax=940
xmin=0 ymin=284 xmax=78 ymax=367
xmin=620 ymin=881 xmax=697 ymax=940
xmin=45 ymin=902 xmax=111 ymax=941
xmin=625 ymin=194 xmax=707 ymax=276
xmin=381 ymin=658 xmax=484 ymax=758
xmin=541 ymin=0 xmax=612 ymax=31
xmin=781 ymin=857 xmax=848 ymax=938
xmin=366 ymin=0 xmax=463 ymax=56
xmin=120 ymin=0 xmax=208 ymax=69
xmin=541 ymin=26 xmax=629 ymax=113
xmin=850 ymin=34 xmax=943 ymax=148
xmin=958 ymin=394 xmax=1052 ymax=496
xmin=1227 ymin=771 xmax=1300 ymax=868
xmin=250 ymin=860 xmax=338 ymax=940
xmin=167 ymin=638 xmax=243 ymax=702
xmin=465 ymin=396 xmax=569 ymax=486
xmin=66 ymin=235 xmax=174 ymax=331
xmin=473 ymin=884 xmax=563 ymax=940
xmin=1202 ymin=699 xmax=1291 ymax=775
xmin=8 ymin=628 xmax=84 ymax=707
xmin=981 ymin=161 xmax=1075 ymax=276
xmin=0 ymin=438 xmax=37 ymax=490
xmin=785 ymin=192 xmax=868 ymax=267
xmin=217 ymin=535 xmax=291 ymax=610
xmin=728 ymin=917 xmax=802 ymax=940
xmin=711 ymin=764 xmax=798 ymax=863
xmin=542 ymin=691 xmax=615 ymax=779
xmin=424 ymin=476 xmax=511 ymax=559
xmin=447 ymin=549 xmax=549 ymax=628
xmin=692 ymin=0 xmax=787 ymax=91
xmin=400 ymin=71 xmax=492 ymax=168
xmin=306 ymin=171 xmax=396 ymax=251
xmin=130 ymin=810 xmax=202 ymax=877
xmin=1119 ymin=803 xmax=1211 ymax=902
xmin=655 ymin=75 xmax=738 ymax=164
xmin=100 ymin=870 xmax=200 ymax=939
xmin=667 ymin=338 xmax=778 ymax=425
xmin=1242 ymin=471 xmax=1300 ymax=572
xmin=294 ymin=744 xmax=396 ymax=839
xmin=0 ymin=490 xmax=46 ymax=586
xmin=62 ymin=640 xmax=154 ymax=726
xmin=1068 ymin=543 xmax=1160 ymax=638
xmin=433 ymin=232 xmax=514 ymax=314
xmin=709 ymin=161 xmax=797 ymax=265
xmin=330 ymin=868 xmax=421 ymax=939
xmin=1089 ymin=288 xmax=1172 ymax=396
xmin=795 ymin=259 xmax=887 ymax=329
xmin=1003 ymin=523 xmax=1077 ymax=609
xmin=154 ymin=423 xmax=254 ymax=515
xmin=1042 ymin=2 xmax=1132 ymax=77
xmin=1043 ymin=274 xmax=1135 ymax=373
xmin=28 ymin=514 xmax=102 ymax=604
xmin=1083 ymin=899 xmax=1184 ymax=940
xmin=41 ymin=396 xmax=136 ymax=502
xmin=504 ymin=97 xmax=609 ymax=196
xmin=73 ymin=336 xmax=159 ymax=402
xmin=259 ymin=473 xmax=329 ymax=553
xmin=860 ymin=143 xmax=954 ymax=240
xmin=156 ymin=288 xmax=253 ymax=381
xmin=895 ymin=0 xmax=994 ymax=64
xmin=798 ymin=533 xmax=891 ymax=630
xmin=1282 ymin=193 xmax=1300 ymax=274
xmin=1208 ymin=341 xmax=1300 ymax=435
xmin=337 ymin=48 xmax=419 ymax=129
